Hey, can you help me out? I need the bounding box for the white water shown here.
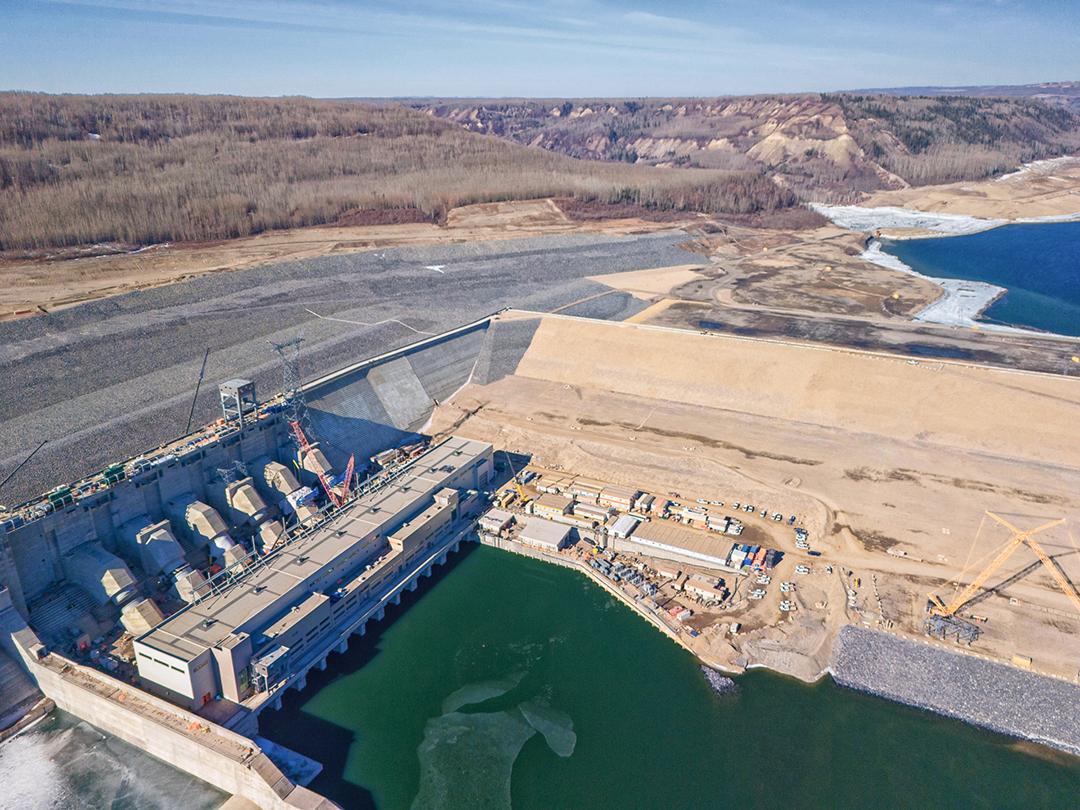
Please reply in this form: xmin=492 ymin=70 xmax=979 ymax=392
xmin=0 ymin=713 xmax=225 ymax=810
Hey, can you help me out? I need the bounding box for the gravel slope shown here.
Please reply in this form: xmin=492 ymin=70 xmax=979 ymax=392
xmin=832 ymin=626 xmax=1080 ymax=757
xmin=0 ymin=231 xmax=690 ymax=505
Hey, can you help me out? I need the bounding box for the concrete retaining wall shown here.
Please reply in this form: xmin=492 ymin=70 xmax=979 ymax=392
xmin=14 ymin=634 xmax=337 ymax=809
xmin=831 ymin=625 xmax=1080 ymax=757
xmin=303 ymin=312 xmax=544 ymax=470
xmin=478 ymin=534 xmax=682 ymax=643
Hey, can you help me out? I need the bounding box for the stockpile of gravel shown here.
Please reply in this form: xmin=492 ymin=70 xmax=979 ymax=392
xmin=831 ymin=625 xmax=1080 ymax=756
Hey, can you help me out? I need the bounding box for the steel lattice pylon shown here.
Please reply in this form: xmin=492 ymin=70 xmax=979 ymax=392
xmin=269 ymin=335 xmax=315 ymax=446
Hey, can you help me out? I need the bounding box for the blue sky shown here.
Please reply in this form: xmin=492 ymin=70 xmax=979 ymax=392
xmin=2 ymin=0 xmax=1077 ymax=97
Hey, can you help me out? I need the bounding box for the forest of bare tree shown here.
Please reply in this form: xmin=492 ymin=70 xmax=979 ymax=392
xmin=830 ymin=94 xmax=1080 ymax=185
xmin=0 ymin=94 xmax=795 ymax=251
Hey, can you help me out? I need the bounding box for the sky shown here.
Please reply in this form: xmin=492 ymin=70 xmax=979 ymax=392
xmin=2 ymin=0 xmax=1078 ymax=97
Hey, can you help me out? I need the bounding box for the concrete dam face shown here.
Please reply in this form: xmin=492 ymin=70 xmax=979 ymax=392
xmin=0 ymin=314 xmax=538 ymax=637
xmin=305 ymin=315 xmax=540 ymax=469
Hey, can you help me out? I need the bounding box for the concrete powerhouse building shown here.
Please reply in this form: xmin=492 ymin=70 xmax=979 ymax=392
xmin=133 ymin=437 xmax=493 ymax=710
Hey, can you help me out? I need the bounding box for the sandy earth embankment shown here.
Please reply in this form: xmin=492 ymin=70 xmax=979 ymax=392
xmin=431 ymin=312 xmax=1080 ymax=682
xmin=512 ymin=316 xmax=1080 ymax=467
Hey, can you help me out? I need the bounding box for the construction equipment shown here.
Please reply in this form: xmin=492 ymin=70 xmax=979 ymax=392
xmin=503 ymin=452 xmax=530 ymax=507
xmin=340 ymin=454 xmax=356 ymax=502
xmin=184 ymin=347 xmax=211 ymax=434
xmin=290 ymin=420 xmax=343 ymax=509
xmin=270 ymin=336 xmax=310 ymax=433
xmin=927 ymin=513 xmax=1080 ymax=640
xmin=0 ymin=439 xmax=47 ymax=496
xmin=271 ymin=335 xmax=352 ymax=509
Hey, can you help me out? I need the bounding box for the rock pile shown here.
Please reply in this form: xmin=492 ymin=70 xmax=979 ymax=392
xmin=831 ymin=625 xmax=1080 ymax=757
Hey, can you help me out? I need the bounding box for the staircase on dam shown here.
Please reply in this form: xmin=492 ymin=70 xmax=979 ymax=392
xmin=27 ymin=584 xmax=98 ymax=641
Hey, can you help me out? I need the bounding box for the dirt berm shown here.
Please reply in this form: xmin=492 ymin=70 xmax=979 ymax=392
xmin=511 ymin=315 xmax=1080 ymax=468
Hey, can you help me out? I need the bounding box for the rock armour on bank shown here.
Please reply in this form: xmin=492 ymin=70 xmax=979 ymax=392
xmin=831 ymin=625 xmax=1080 ymax=757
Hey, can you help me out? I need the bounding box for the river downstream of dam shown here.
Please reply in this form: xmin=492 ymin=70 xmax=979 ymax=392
xmin=260 ymin=545 xmax=1080 ymax=809
xmin=0 ymin=710 xmax=226 ymax=809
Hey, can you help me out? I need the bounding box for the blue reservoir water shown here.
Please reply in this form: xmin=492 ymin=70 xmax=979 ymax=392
xmin=884 ymin=221 xmax=1080 ymax=336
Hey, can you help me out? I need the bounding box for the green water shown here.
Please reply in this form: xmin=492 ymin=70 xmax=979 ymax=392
xmin=260 ymin=546 xmax=1080 ymax=809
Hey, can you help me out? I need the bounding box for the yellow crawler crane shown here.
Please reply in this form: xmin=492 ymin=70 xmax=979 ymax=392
xmin=929 ymin=513 xmax=1080 ymax=625
xmin=503 ymin=452 xmax=530 ymax=507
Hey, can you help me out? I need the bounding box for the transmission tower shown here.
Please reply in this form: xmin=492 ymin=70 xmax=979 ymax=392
xmin=269 ymin=335 xmax=315 ymax=447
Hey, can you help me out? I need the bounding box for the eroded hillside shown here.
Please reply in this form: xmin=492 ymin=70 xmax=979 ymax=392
xmin=416 ymin=94 xmax=1080 ymax=200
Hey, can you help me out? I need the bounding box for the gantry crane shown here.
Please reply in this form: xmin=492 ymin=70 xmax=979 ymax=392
xmin=927 ymin=512 xmax=1080 ymax=641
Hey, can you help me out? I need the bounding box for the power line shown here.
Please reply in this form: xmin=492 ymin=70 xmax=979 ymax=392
xmin=185 ymin=347 xmax=211 ymax=435
xmin=0 ymin=440 xmax=47 ymax=495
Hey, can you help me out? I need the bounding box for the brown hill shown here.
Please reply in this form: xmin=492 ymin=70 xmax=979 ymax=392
xmin=0 ymin=94 xmax=797 ymax=252
xmin=415 ymin=94 xmax=1080 ymax=200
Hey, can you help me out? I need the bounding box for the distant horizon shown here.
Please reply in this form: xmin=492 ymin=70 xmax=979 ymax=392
xmin=4 ymin=1 xmax=1079 ymax=97
xmin=2 ymin=79 xmax=1079 ymax=102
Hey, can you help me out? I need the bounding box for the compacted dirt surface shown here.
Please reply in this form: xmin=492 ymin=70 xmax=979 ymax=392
xmin=429 ymin=312 xmax=1080 ymax=681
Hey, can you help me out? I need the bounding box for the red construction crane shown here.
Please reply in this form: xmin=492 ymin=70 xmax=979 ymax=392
xmin=289 ymin=419 xmax=344 ymax=509
xmin=340 ymin=454 xmax=356 ymax=503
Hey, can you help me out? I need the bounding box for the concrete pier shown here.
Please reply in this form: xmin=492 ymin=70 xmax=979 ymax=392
xmin=13 ymin=631 xmax=336 ymax=809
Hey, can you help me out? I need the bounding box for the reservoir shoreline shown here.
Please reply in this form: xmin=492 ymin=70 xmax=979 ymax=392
xmin=258 ymin=539 xmax=1080 ymax=808
xmin=860 ymin=238 xmax=1015 ymax=332
xmin=813 ymin=204 xmax=1080 ymax=338
xmin=476 ymin=533 xmax=1080 ymax=762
